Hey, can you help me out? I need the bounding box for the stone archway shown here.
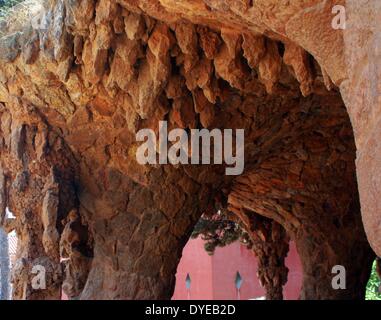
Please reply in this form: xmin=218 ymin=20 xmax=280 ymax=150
xmin=0 ymin=0 xmax=378 ymax=300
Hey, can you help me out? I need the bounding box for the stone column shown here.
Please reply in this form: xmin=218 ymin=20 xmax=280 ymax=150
xmin=230 ymin=168 xmax=374 ymax=299
xmin=0 ymin=227 xmax=10 ymax=300
xmin=0 ymin=116 xmax=79 ymax=300
xmin=228 ymin=96 xmax=375 ymax=299
xmin=79 ymin=165 xmax=221 ymax=299
xmin=339 ymin=1 xmax=381 ymax=257
xmin=228 ymin=209 xmax=289 ymax=300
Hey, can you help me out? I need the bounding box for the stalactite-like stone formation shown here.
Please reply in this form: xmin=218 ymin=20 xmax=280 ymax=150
xmin=0 ymin=0 xmax=375 ymax=299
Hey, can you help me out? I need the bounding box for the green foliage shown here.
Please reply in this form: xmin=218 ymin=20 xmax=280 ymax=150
xmin=0 ymin=0 xmax=25 ymax=8
xmin=0 ymin=0 xmax=25 ymax=19
xmin=366 ymin=259 xmax=381 ymax=300
xmin=191 ymin=211 xmax=252 ymax=255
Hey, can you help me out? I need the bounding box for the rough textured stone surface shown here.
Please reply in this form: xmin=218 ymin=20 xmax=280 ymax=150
xmin=228 ymin=95 xmax=374 ymax=299
xmin=228 ymin=211 xmax=289 ymax=300
xmin=0 ymin=0 xmax=379 ymax=300
xmin=340 ymin=0 xmax=381 ymax=256
xmin=0 ymin=110 xmax=80 ymax=299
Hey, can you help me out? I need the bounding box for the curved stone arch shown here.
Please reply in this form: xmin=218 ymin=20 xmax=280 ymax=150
xmin=125 ymin=0 xmax=381 ymax=256
xmin=0 ymin=0 xmax=378 ymax=300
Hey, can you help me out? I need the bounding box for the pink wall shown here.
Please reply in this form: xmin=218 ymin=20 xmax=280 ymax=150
xmin=172 ymin=237 xmax=214 ymax=300
xmin=172 ymin=238 xmax=302 ymax=300
xmin=284 ymin=242 xmax=303 ymax=300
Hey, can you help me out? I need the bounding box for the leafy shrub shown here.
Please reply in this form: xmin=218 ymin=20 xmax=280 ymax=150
xmin=0 ymin=0 xmax=42 ymax=37
xmin=0 ymin=0 xmax=26 ymax=19
xmin=366 ymin=259 xmax=381 ymax=300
